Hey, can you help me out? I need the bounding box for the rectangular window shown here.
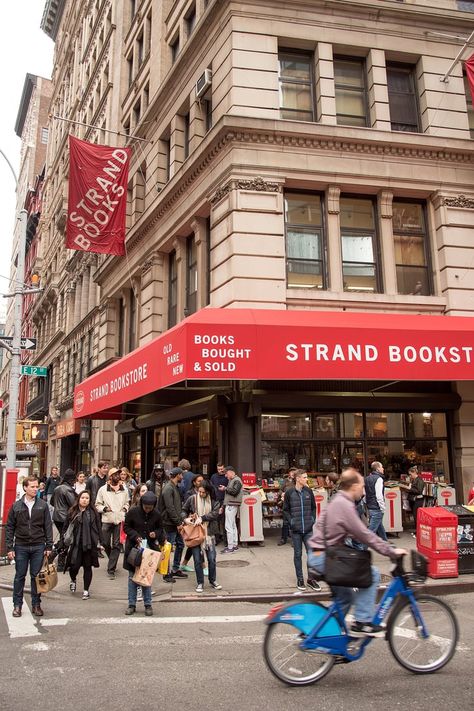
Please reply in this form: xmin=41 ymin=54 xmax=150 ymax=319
xmin=168 ymin=251 xmax=177 ymax=327
xmin=278 ymin=51 xmax=314 ymax=122
xmin=117 ymin=297 xmax=125 ymax=356
xmin=387 ymin=63 xmax=420 ymax=132
xmin=183 ymin=112 xmax=190 ymax=159
xmin=41 ymin=127 xmax=49 ymax=144
xmin=186 ymin=4 xmax=196 ymax=36
xmin=164 ymin=138 xmax=171 ymax=181
xmin=137 ymin=32 xmax=144 ymax=66
xmin=129 ymin=290 xmax=137 ymax=352
xmin=285 ymin=192 xmax=326 ymax=289
xmin=463 ymin=73 xmax=474 ymax=138
xmin=127 ymin=55 xmax=133 ymax=87
xmin=340 ymin=197 xmax=380 ymax=292
xmin=171 ymin=35 xmax=180 ymax=63
xmin=392 ymin=201 xmax=431 ymax=296
xmin=334 ymin=58 xmax=368 ymax=127
xmin=204 ymin=97 xmax=212 ymax=132
xmin=186 ymin=237 xmax=198 ymax=316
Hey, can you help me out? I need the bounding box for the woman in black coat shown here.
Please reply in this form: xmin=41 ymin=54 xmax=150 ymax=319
xmin=123 ymin=491 xmax=166 ymax=616
xmin=64 ymin=490 xmax=103 ymax=599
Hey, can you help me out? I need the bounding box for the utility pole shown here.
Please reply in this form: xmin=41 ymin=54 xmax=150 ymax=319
xmin=0 ymin=149 xmax=41 ymax=519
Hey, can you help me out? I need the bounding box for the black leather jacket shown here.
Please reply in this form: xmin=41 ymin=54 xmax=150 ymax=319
xmin=51 ymin=483 xmax=76 ymax=523
xmin=5 ymin=497 xmax=53 ymax=551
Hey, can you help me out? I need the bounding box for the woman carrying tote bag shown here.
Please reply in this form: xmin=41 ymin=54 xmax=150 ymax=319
xmin=182 ymin=481 xmax=223 ymax=594
xmin=64 ymin=490 xmax=103 ymax=599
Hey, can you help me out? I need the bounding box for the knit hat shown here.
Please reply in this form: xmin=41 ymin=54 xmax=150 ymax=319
xmin=63 ymin=469 xmax=76 ymax=484
xmin=141 ymin=491 xmax=157 ymax=507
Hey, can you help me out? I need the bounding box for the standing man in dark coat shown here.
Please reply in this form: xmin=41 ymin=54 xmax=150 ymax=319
xmin=51 ymin=469 xmax=77 ymax=571
xmin=283 ymin=469 xmax=320 ymax=592
xmin=210 ymin=462 xmax=227 ymax=544
xmin=86 ymin=460 xmax=109 ymax=504
xmin=158 ymin=467 xmax=188 ymax=581
xmin=6 ymin=476 xmax=53 ymax=617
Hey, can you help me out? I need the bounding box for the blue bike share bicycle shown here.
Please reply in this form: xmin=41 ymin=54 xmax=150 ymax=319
xmin=263 ymin=551 xmax=458 ymax=685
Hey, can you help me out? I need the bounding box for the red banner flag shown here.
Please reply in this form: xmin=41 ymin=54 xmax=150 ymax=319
xmin=66 ymin=135 xmax=131 ymax=255
xmin=465 ymin=52 xmax=474 ymax=109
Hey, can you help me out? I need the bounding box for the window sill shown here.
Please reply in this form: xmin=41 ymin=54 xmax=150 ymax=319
xmin=286 ymin=289 xmax=446 ymax=314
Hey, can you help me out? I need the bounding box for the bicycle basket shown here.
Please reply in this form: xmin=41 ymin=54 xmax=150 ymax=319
xmin=410 ymin=550 xmax=427 ymax=583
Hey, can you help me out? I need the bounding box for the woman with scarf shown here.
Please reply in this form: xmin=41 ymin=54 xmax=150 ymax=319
xmin=182 ymin=481 xmax=222 ymax=593
xmin=64 ymin=490 xmax=103 ymax=599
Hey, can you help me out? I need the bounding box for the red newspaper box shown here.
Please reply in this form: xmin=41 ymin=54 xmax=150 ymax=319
xmin=417 ymin=548 xmax=458 ymax=579
xmin=417 ymin=507 xmax=457 ymax=552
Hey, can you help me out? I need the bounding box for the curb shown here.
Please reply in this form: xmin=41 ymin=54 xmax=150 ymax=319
xmin=2 ymin=578 xmax=473 ymax=604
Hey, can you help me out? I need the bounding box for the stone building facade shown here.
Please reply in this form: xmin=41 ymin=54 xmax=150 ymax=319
xmin=28 ymin=0 xmax=474 ymax=497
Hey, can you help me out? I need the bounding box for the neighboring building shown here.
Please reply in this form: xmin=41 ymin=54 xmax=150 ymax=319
xmin=40 ymin=0 xmax=474 ymax=499
xmin=0 ymin=73 xmax=52 ymax=473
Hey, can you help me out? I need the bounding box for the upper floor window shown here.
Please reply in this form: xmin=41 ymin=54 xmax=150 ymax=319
xmin=387 ymin=63 xmax=420 ymax=132
xmin=186 ymin=237 xmax=198 ymax=316
xmin=183 ymin=112 xmax=190 ymax=159
xmin=168 ymin=251 xmax=177 ymax=328
xmin=392 ymin=201 xmax=431 ymax=296
xmin=334 ymin=58 xmax=368 ymax=127
xmin=285 ymin=192 xmax=326 ymax=289
xmin=185 ymin=4 xmax=197 ymax=37
xmin=129 ymin=290 xmax=137 ymax=351
xmin=171 ymin=35 xmax=180 ymax=63
xmin=41 ymin=127 xmax=49 ymax=144
xmin=278 ymin=51 xmax=314 ymax=122
xmin=463 ymin=73 xmax=474 ymax=138
xmin=340 ymin=197 xmax=380 ymax=292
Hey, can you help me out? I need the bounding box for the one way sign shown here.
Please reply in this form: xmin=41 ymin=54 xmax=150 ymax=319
xmin=0 ymin=336 xmax=37 ymax=350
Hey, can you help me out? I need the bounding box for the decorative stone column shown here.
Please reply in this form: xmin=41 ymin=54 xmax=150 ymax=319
xmin=326 ymin=186 xmax=343 ymax=293
xmin=315 ymin=43 xmax=336 ymax=125
xmin=378 ymin=191 xmax=397 ymax=294
xmin=367 ymin=49 xmax=390 ymax=131
xmin=191 ymin=217 xmax=209 ymax=310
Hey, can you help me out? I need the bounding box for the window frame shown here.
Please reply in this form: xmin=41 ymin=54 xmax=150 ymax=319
xmin=392 ymin=199 xmax=433 ymax=296
xmin=386 ymin=62 xmax=420 ymax=133
xmin=284 ymin=190 xmax=328 ymax=290
xmin=186 ymin=237 xmax=198 ymax=316
xmin=278 ymin=49 xmax=315 ymax=123
xmin=334 ymin=56 xmax=369 ymax=127
xmin=168 ymin=250 xmax=178 ymax=328
xmin=463 ymin=72 xmax=474 ymax=138
xmin=340 ymin=195 xmax=382 ymax=293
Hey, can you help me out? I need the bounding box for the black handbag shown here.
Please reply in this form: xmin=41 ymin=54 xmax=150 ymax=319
xmin=323 ymin=510 xmax=373 ymax=589
xmin=127 ymin=547 xmax=143 ymax=568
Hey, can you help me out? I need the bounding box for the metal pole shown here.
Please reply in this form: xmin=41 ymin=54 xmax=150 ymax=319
xmin=5 ymin=209 xmax=27 ymax=470
xmin=440 ymin=29 xmax=474 ymax=83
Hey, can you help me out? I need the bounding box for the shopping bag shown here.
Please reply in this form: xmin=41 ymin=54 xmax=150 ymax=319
xmin=132 ymin=548 xmax=162 ymax=587
xmin=119 ymin=522 xmax=126 ymax=545
xmin=35 ymin=555 xmax=58 ymax=594
xmin=159 ymin=542 xmax=172 ymax=574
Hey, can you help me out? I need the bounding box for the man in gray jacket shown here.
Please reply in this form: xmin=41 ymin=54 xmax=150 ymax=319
xmin=219 ymin=466 xmax=243 ymax=553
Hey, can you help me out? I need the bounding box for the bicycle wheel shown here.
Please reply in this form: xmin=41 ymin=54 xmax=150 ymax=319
xmin=263 ymin=621 xmax=336 ymax=686
xmin=387 ymin=594 xmax=458 ymax=673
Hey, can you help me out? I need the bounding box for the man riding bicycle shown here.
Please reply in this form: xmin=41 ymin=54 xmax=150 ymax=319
xmin=309 ymin=468 xmax=406 ymax=637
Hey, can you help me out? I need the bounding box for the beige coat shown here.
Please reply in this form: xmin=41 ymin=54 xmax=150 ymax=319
xmin=95 ymin=484 xmax=129 ymax=524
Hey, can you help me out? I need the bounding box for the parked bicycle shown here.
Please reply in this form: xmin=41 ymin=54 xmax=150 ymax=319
xmin=263 ymin=551 xmax=458 ymax=685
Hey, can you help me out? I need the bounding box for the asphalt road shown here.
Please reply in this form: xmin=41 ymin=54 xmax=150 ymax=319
xmin=0 ymin=591 xmax=473 ymax=711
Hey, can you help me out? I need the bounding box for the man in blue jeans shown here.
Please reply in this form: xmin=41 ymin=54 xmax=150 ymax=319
xmin=6 ymin=475 xmax=53 ymax=617
xmin=309 ymin=469 xmax=405 ymax=637
xmin=365 ymin=461 xmax=388 ymax=542
xmin=283 ymin=469 xmax=320 ymax=592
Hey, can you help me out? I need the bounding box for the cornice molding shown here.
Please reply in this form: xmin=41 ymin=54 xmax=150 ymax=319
xmin=442 ymin=194 xmax=474 ymax=209
xmin=210 ymin=176 xmax=282 ymax=205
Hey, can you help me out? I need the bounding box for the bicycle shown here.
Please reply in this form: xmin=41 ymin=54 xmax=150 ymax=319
xmin=263 ymin=551 xmax=458 ymax=685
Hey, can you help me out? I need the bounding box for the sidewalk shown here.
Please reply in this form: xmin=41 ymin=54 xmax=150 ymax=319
xmin=1 ymin=530 xmax=473 ymax=603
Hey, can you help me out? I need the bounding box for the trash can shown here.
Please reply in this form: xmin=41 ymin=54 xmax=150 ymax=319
xmin=443 ymin=504 xmax=474 ymax=574
xmin=417 ymin=507 xmax=458 ymax=579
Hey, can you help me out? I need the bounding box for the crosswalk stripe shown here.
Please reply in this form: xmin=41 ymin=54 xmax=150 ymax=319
xmin=41 ymin=613 xmax=266 ymax=627
xmin=1 ymin=597 xmax=40 ymax=638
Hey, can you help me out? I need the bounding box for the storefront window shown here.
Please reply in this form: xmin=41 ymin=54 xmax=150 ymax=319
xmin=261 ymin=413 xmax=311 ymax=439
xmin=152 ymin=419 xmax=215 ymax=476
xmin=341 ymin=412 xmax=363 ymax=438
xmin=315 ymin=414 xmax=338 ymax=438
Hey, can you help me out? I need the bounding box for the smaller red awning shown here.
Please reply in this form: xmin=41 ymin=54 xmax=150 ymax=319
xmin=73 ymin=308 xmax=474 ymax=420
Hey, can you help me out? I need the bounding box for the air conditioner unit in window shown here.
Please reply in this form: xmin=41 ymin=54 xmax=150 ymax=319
xmin=196 ymin=69 xmax=212 ymax=99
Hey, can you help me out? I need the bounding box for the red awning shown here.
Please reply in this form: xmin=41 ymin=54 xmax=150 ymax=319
xmin=73 ymin=308 xmax=474 ymax=419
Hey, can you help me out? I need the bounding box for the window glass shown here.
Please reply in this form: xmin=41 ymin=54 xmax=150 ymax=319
xmin=341 ymin=234 xmax=374 ymax=263
xmin=341 ymin=413 xmax=364 ymax=438
xmin=285 ymin=193 xmax=322 ymax=226
xmin=279 ymin=52 xmax=314 ymax=122
xmin=261 ymin=413 xmax=311 ymax=439
xmin=285 ymin=192 xmax=325 ymax=289
xmin=392 ymin=201 xmax=430 ymax=295
xmin=334 ymin=59 xmax=367 ymax=126
xmin=340 ymin=198 xmax=374 ymax=229
xmin=387 ymin=64 xmax=419 ymax=132
xmin=406 ymin=412 xmax=447 ymax=439
xmin=366 ymin=413 xmax=404 ymax=439
xmin=315 ymin=414 xmax=338 ymax=438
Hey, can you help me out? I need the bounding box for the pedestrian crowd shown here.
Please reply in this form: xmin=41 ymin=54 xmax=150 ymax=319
xmin=5 ymin=459 xmax=243 ymax=617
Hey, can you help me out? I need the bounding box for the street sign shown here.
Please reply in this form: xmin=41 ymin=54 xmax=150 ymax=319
xmin=21 ymin=365 xmax=47 ymax=377
xmin=0 ymin=336 xmax=37 ymax=350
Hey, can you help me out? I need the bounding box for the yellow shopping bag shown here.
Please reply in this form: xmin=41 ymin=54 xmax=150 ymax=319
xmin=159 ymin=541 xmax=172 ymax=574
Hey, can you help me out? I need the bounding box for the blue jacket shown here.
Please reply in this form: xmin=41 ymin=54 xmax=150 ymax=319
xmin=283 ymin=485 xmax=316 ymax=534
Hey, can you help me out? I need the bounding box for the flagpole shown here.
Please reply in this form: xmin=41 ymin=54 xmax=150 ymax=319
xmin=52 ymin=114 xmax=152 ymax=143
xmin=440 ymin=29 xmax=474 ymax=83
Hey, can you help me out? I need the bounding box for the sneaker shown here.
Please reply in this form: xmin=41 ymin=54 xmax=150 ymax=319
xmin=221 ymin=547 xmax=235 ymax=554
xmin=277 ymin=539 xmax=287 ymax=546
xmin=144 ymin=606 xmax=153 ymax=616
xmin=195 ymin=583 xmax=204 ymax=593
xmin=125 ymin=606 xmax=136 ymax=615
xmin=203 ymin=568 xmax=208 ymax=577
xmin=411 ymin=532 xmax=417 ymax=538
xmin=82 ymin=591 xmax=90 ymax=600
xmin=108 ymin=572 xmax=116 ymax=580
xmin=350 ymin=621 xmax=385 ymax=638
xmin=233 ymin=546 xmax=239 ymax=551
xmin=32 ymin=605 xmax=44 ymax=617
xmin=69 ymin=581 xmax=76 ymax=593
xmin=307 ymin=578 xmax=322 ymax=592
xmin=171 ymin=570 xmax=188 ymax=579
xmin=181 ymin=564 xmax=194 ymax=573
xmin=209 ymin=581 xmax=222 ymax=590
xmin=296 ymin=579 xmax=306 ymax=591
xmin=163 ymin=574 xmax=175 ymax=583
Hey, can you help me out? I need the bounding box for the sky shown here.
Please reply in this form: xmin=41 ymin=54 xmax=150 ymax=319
xmin=0 ymin=2 xmax=54 ymax=318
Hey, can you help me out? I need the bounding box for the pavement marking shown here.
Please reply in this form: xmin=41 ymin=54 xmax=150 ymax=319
xmin=392 ymin=625 xmax=470 ymax=651
xmin=41 ymin=613 xmax=266 ymax=627
xmin=1 ymin=597 xmax=40 ymax=638
xmin=21 ymin=641 xmax=50 ymax=651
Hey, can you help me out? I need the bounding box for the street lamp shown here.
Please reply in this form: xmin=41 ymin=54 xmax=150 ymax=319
xmin=0 ymin=148 xmax=41 ymax=519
